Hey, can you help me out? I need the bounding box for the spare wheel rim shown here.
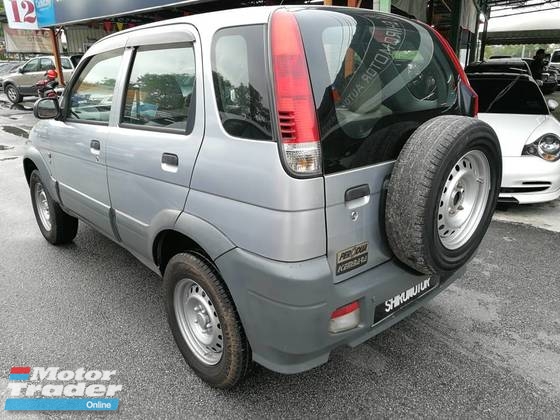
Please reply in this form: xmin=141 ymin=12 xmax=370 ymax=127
xmin=437 ymin=150 xmax=491 ymax=250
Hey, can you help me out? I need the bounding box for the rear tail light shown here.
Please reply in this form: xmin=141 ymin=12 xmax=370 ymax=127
xmin=270 ymin=10 xmax=321 ymax=176
xmin=427 ymin=26 xmax=479 ymax=117
xmin=329 ymin=301 xmax=360 ymax=333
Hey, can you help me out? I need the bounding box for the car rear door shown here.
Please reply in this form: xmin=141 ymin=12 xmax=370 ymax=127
xmin=295 ymin=8 xmax=462 ymax=282
xmin=105 ymin=24 xmax=203 ymax=260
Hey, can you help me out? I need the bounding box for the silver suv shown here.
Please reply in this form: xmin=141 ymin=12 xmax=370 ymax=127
xmin=2 ymin=55 xmax=74 ymax=104
xmin=25 ymin=6 xmax=501 ymax=388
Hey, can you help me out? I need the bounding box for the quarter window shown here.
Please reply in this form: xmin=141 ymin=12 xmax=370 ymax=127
xmin=212 ymin=25 xmax=272 ymax=140
xmin=61 ymin=58 xmax=73 ymax=69
xmin=66 ymin=50 xmax=122 ymax=123
xmin=121 ymin=44 xmax=195 ymax=132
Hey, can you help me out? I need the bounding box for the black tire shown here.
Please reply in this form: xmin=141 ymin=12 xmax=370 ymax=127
xmin=5 ymin=84 xmax=22 ymax=104
xmin=385 ymin=116 xmax=501 ymax=275
xmin=29 ymin=170 xmax=78 ymax=245
xmin=163 ymin=252 xmax=251 ymax=388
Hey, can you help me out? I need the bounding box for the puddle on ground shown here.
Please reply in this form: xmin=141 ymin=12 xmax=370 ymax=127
xmin=0 ymin=144 xmax=14 ymax=150
xmin=2 ymin=126 xmax=28 ymax=138
xmin=0 ymin=101 xmax=33 ymax=111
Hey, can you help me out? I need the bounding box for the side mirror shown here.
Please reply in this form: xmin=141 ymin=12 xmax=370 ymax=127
xmin=18 ymin=67 xmax=24 ymax=73
xmin=547 ymin=99 xmax=559 ymax=112
xmin=34 ymin=97 xmax=60 ymax=119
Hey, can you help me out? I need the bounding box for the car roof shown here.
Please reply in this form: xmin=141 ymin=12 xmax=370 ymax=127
xmin=467 ymin=72 xmax=534 ymax=82
xmin=469 ymin=59 xmax=528 ymax=66
xmin=26 ymin=55 xmax=72 ymax=60
xmin=83 ymin=5 xmax=398 ymax=59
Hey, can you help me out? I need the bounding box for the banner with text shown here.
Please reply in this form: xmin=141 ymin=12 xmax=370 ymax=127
xmin=3 ymin=24 xmax=51 ymax=53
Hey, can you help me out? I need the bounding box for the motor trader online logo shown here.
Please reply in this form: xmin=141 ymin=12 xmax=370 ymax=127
xmin=4 ymin=366 xmax=122 ymax=411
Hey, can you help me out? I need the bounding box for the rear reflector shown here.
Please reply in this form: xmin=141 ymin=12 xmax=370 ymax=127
xmin=270 ymin=9 xmax=321 ymax=176
xmin=329 ymin=301 xmax=360 ymax=333
xmin=427 ymin=25 xmax=479 ymax=117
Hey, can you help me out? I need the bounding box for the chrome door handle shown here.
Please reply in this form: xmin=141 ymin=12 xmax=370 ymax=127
xmin=161 ymin=153 xmax=178 ymax=173
xmin=90 ymin=139 xmax=101 ymax=155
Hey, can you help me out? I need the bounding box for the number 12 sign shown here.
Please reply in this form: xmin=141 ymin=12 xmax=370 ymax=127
xmin=3 ymin=0 xmax=39 ymax=30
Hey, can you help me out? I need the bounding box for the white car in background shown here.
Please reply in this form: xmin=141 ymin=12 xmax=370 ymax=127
xmin=468 ymin=73 xmax=560 ymax=204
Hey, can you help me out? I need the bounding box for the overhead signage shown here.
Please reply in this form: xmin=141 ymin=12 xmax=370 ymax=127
xmin=3 ymin=0 xmax=39 ymax=30
xmin=35 ymin=0 xmax=201 ymax=28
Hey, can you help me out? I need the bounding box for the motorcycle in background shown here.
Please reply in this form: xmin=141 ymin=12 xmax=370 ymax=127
xmin=35 ymin=69 xmax=59 ymax=99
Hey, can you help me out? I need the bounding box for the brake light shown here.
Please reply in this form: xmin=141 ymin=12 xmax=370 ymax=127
xmin=427 ymin=26 xmax=479 ymax=117
xmin=329 ymin=301 xmax=360 ymax=333
xmin=270 ymin=10 xmax=321 ymax=175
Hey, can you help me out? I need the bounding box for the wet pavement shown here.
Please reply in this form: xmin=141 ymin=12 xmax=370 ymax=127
xmin=1 ymin=94 xmax=560 ymax=418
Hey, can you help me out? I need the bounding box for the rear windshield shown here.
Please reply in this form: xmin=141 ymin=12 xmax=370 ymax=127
xmin=295 ymin=9 xmax=460 ymax=174
xmin=551 ymin=51 xmax=560 ymax=63
xmin=469 ymin=78 xmax=547 ymax=115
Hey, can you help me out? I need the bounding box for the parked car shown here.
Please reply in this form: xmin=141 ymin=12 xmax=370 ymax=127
xmin=466 ymin=58 xmax=557 ymax=94
xmin=25 ymin=6 xmax=501 ymax=388
xmin=0 ymin=61 xmax=23 ymax=89
xmin=549 ymin=49 xmax=560 ymax=71
xmin=469 ymin=73 xmax=560 ymax=204
xmin=545 ymin=63 xmax=560 ymax=89
xmin=2 ymin=55 xmax=75 ymax=104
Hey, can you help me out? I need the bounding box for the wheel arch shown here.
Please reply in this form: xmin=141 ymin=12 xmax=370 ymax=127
xmin=23 ymin=157 xmax=38 ymax=185
xmin=153 ymin=212 xmax=236 ymax=275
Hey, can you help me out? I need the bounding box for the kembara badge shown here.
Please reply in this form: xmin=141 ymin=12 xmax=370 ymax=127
xmin=4 ymin=366 xmax=122 ymax=411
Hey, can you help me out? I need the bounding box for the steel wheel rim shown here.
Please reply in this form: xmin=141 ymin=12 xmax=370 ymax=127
xmin=437 ymin=150 xmax=491 ymax=250
xmin=174 ymin=279 xmax=223 ymax=366
xmin=7 ymin=86 xmax=16 ymax=101
xmin=34 ymin=182 xmax=52 ymax=231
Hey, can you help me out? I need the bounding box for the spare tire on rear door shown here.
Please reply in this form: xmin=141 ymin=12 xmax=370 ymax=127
xmin=385 ymin=115 xmax=501 ymax=275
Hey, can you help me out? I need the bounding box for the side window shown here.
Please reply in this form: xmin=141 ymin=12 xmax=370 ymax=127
xmin=23 ymin=59 xmax=39 ymax=72
xmin=61 ymin=58 xmax=72 ymax=69
xmin=121 ymin=44 xmax=195 ymax=132
xmin=212 ymin=25 xmax=272 ymax=140
xmin=40 ymin=58 xmax=54 ymax=71
xmin=67 ymin=50 xmax=122 ymax=123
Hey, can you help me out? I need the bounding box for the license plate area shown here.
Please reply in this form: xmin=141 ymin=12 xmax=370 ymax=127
xmin=373 ymin=277 xmax=436 ymax=325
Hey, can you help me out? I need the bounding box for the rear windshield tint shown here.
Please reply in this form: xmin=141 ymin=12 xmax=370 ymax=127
xmin=295 ymin=9 xmax=460 ymax=174
xmin=469 ymin=78 xmax=547 ymax=115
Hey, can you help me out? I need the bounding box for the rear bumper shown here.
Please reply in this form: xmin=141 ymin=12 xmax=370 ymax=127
xmin=215 ymin=248 xmax=464 ymax=374
xmin=500 ymin=156 xmax=560 ymax=204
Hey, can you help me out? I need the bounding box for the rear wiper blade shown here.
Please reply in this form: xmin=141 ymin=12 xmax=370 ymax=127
xmin=485 ymin=74 xmax=522 ymax=112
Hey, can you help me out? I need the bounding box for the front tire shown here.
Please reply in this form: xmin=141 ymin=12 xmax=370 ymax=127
xmin=5 ymin=84 xmax=22 ymax=104
xmin=163 ymin=253 xmax=251 ymax=388
xmin=385 ymin=116 xmax=501 ymax=275
xmin=29 ymin=170 xmax=78 ymax=244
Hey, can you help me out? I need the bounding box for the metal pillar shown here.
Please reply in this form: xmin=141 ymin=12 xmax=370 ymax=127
xmin=479 ymin=7 xmax=489 ymax=61
xmin=450 ymin=0 xmax=463 ymax=55
xmin=49 ymin=28 xmax=65 ymax=86
xmin=468 ymin=13 xmax=479 ymax=63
